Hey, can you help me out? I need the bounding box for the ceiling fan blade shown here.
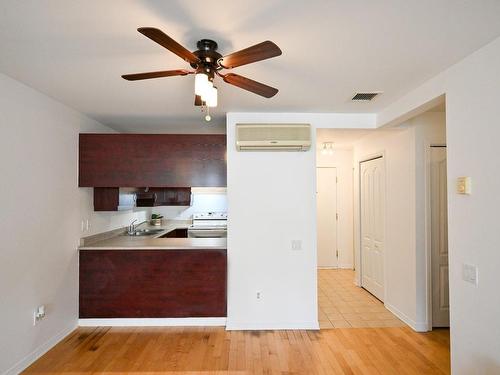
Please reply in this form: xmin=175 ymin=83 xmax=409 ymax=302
xmin=222 ymin=73 xmax=278 ymax=98
xmin=138 ymin=27 xmax=200 ymax=64
xmin=219 ymin=41 xmax=282 ymax=69
xmin=122 ymin=69 xmax=193 ymax=81
xmin=194 ymin=95 xmax=203 ymax=106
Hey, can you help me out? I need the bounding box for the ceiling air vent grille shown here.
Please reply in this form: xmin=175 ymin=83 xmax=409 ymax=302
xmin=351 ymin=92 xmax=381 ymax=101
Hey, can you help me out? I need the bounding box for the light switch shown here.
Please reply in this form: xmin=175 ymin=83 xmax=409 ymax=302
xmin=457 ymin=177 xmax=471 ymax=195
xmin=462 ymin=264 xmax=478 ymax=285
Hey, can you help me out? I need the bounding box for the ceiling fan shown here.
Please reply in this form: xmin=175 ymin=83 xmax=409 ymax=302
xmin=122 ymin=27 xmax=282 ymax=120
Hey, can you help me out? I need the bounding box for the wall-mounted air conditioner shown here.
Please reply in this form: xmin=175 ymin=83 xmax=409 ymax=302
xmin=236 ymin=123 xmax=311 ymax=151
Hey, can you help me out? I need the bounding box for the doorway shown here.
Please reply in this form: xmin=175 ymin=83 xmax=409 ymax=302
xmin=317 ymin=167 xmax=338 ymax=268
xmin=360 ymin=156 xmax=385 ymax=301
xmin=430 ymin=146 xmax=450 ymax=327
xmin=316 ymin=130 xmax=404 ymax=329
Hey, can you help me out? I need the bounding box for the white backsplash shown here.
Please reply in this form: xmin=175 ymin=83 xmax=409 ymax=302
xmin=80 ymin=189 xmax=227 ymax=237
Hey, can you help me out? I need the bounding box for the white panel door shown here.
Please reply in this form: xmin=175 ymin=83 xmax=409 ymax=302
xmin=317 ymin=168 xmax=338 ymax=268
xmin=360 ymin=157 xmax=385 ymax=301
xmin=431 ymin=147 xmax=450 ymax=327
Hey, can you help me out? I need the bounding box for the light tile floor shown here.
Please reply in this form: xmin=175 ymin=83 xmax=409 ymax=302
xmin=318 ymin=269 xmax=406 ymax=329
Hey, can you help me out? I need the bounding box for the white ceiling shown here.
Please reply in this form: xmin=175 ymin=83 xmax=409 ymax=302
xmin=1 ymin=0 xmax=499 ymax=133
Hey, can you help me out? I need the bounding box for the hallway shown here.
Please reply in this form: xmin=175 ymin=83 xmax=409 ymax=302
xmin=318 ymin=269 xmax=406 ymax=329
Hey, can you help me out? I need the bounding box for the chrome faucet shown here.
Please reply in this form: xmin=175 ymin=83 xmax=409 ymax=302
xmin=128 ymin=219 xmax=147 ymax=236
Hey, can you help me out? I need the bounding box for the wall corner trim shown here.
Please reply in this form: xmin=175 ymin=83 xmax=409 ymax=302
xmin=384 ymin=303 xmax=428 ymax=332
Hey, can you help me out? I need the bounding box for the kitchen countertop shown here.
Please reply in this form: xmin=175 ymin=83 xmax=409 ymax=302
xmin=79 ymin=222 xmax=227 ymax=250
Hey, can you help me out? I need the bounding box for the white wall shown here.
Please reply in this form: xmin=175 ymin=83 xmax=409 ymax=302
xmin=0 ymin=73 xmax=113 ymax=374
xmin=352 ymin=113 xmax=446 ymax=331
xmin=353 ymin=127 xmax=418 ymax=325
xmin=316 ymin=148 xmax=354 ymax=268
xmin=377 ymin=36 xmax=500 ymax=373
xmin=226 ymin=113 xmax=375 ymax=330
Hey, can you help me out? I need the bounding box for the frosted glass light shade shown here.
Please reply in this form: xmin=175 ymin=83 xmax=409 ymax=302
xmin=205 ymin=86 xmax=218 ymax=107
xmin=194 ymin=73 xmax=209 ymax=96
xmin=201 ymin=81 xmax=213 ymax=99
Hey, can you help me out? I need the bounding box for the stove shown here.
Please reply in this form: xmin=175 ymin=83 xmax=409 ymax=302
xmin=188 ymin=212 xmax=227 ymax=238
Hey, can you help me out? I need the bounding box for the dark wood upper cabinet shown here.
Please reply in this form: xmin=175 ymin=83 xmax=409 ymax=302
xmin=79 ymin=134 xmax=227 ymax=187
xmin=93 ymin=187 xmax=119 ymax=211
xmin=135 ymin=187 xmax=192 ymax=207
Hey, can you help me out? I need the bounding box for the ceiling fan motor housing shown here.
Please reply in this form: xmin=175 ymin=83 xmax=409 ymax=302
xmin=192 ymin=39 xmax=223 ymax=76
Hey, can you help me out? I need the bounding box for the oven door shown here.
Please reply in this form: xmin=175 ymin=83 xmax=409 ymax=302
xmin=187 ymin=228 xmax=227 ymax=238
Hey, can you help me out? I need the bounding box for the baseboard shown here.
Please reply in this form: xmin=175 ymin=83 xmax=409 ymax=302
xmin=338 ymin=264 xmax=354 ymax=269
xmin=317 ymin=265 xmax=354 ymax=270
xmin=78 ymin=317 xmax=227 ymax=327
xmin=225 ymin=320 xmax=319 ymax=331
xmin=2 ymin=323 xmax=77 ymax=375
xmin=384 ymin=303 xmax=428 ymax=332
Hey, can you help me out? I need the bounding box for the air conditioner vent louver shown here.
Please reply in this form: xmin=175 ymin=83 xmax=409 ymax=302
xmin=352 ymin=92 xmax=380 ymax=101
xmin=236 ymin=124 xmax=311 ymax=152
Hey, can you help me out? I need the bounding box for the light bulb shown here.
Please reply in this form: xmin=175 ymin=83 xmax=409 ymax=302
xmin=205 ymin=114 xmax=211 ymax=122
xmin=320 ymin=142 xmax=334 ymax=155
xmin=195 ymin=73 xmax=208 ymax=96
xmin=205 ymin=86 xmax=218 ymax=107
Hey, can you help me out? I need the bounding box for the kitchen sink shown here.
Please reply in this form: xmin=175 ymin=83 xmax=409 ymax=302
xmin=128 ymin=228 xmax=164 ymax=236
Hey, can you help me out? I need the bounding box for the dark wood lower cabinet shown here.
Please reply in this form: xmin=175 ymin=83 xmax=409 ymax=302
xmin=161 ymin=228 xmax=188 ymax=238
xmin=79 ymin=249 xmax=227 ymax=318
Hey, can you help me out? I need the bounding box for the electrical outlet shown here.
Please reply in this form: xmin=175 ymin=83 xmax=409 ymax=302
xmin=33 ymin=305 xmax=46 ymax=326
xmin=462 ymin=264 xmax=478 ymax=285
xmin=291 ymin=240 xmax=302 ymax=251
xmin=86 ymin=219 xmax=90 ymax=231
xmin=81 ymin=220 xmax=86 ymax=232
xmin=256 ymin=291 xmax=262 ymax=300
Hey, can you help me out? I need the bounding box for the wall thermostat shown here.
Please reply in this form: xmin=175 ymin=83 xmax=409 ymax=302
xmin=457 ymin=176 xmax=471 ymax=195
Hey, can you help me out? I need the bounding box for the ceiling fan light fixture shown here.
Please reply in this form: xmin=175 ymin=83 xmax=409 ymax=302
xmin=194 ymin=72 xmax=209 ymax=96
xmin=122 ymin=28 xmax=282 ymax=122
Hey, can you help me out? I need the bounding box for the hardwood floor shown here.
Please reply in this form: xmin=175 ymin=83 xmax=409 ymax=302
xmin=24 ymin=326 xmax=450 ymax=374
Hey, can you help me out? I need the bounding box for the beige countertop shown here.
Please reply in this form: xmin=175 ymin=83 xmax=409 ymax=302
xmin=79 ymin=222 xmax=227 ymax=250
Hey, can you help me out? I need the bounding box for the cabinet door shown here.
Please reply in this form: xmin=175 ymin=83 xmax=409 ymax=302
xmin=79 ymin=134 xmax=227 ymax=187
xmin=163 ymin=188 xmax=191 ymax=206
xmin=93 ymin=187 xmax=119 ymax=211
xmin=135 ymin=188 xmax=192 ymax=207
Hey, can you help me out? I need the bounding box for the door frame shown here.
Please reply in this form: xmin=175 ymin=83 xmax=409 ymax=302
xmin=425 ymin=143 xmax=448 ymax=330
xmin=355 ymin=151 xmax=387 ymax=302
xmin=316 ymin=167 xmax=338 ymax=269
